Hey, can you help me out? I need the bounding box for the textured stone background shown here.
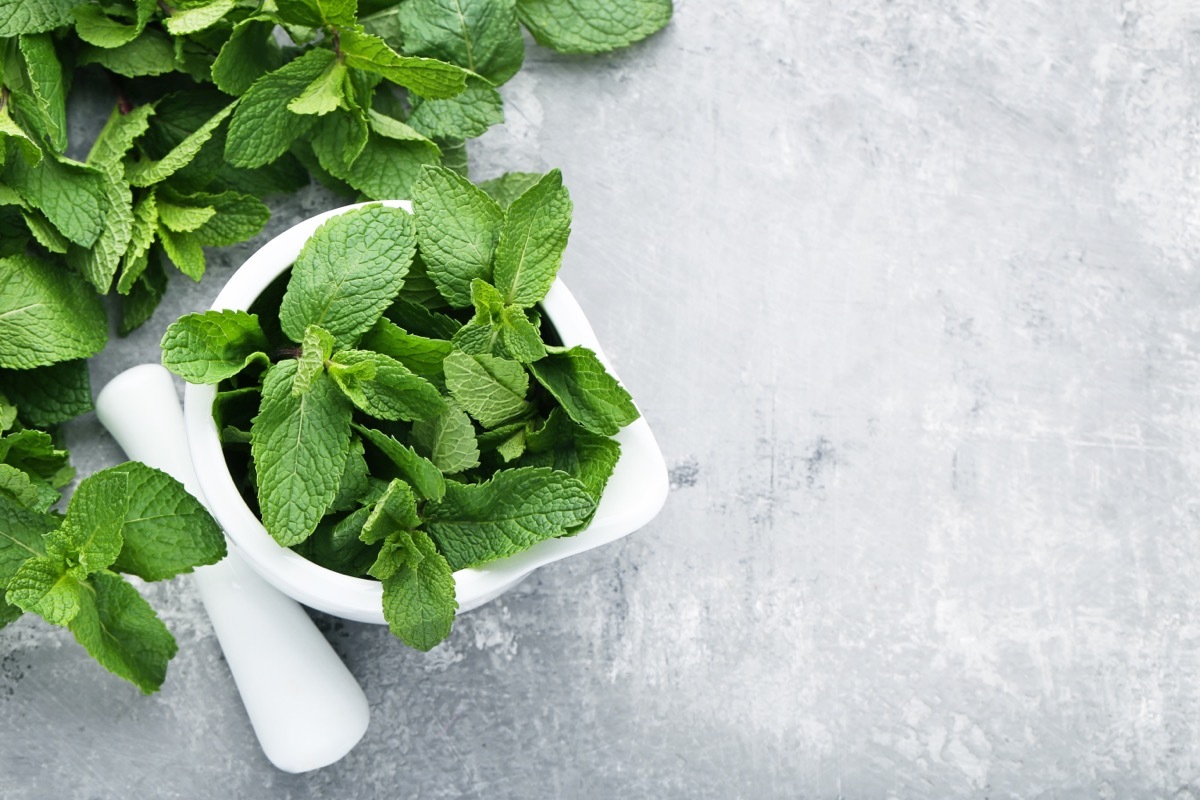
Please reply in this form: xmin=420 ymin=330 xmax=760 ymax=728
xmin=5 ymin=1 xmax=1200 ymax=797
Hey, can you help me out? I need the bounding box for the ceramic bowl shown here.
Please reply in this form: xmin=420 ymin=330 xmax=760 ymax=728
xmin=183 ymin=201 xmax=669 ymax=623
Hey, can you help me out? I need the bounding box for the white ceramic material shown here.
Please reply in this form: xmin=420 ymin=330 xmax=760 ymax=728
xmin=184 ymin=200 xmax=670 ymax=624
xmin=95 ymin=365 xmax=370 ymax=774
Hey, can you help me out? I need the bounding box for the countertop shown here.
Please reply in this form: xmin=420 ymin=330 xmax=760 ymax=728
xmin=4 ymin=2 xmax=1200 ymax=797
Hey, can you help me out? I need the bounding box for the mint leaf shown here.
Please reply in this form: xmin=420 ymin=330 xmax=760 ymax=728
xmin=424 ymin=467 xmax=594 ymax=569
xmin=18 ymin=34 xmax=67 ymax=151
xmin=353 ymin=425 xmax=446 ymax=502
xmin=478 ymin=172 xmax=542 ymax=208
xmin=515 ymin=0 xmax=671 ymax=54
xmin=0 ymin=497 xmax=55 ymax=587
xmin=0 ymin=254 xmax=107 ymax=369
xmin=67 ymin=570 xmax=178 ymax=693
xmin=157 ymin=225 xmax=206 ymax=280
xmin=252 ymin=360 xmax=353 ymax=546
xmin=453 ymin=279 xmax=546 ymax=362
xmin=0 ymin=360 xmax=91 ymax=427
xmin=381 ymin=529 xmax=456 ymax=650
xmin=0 ymin=104 xmax=42 ymax=166
xmin=119 ymin=257 xmax=168 ymax=335
xmin=368 ymin=529 xmax=419 ymax=580
xmin=50 ymin=469 xmax=130 ymax=578
xmin=529 ymin=346 xmax=638 ymax=436
xmin=360 ymin=319 xmax=452 ymax=385
xmin=0 ymin=430 xmax=73 ymax=488
xmin=225 ymin=49 xmax=334 ymax=168
xmin=360 ymin=478 xmax=420 ymax=545
xmin=20 ymin=208 xmax=68 ymax=253
xmin=116 ymin=190 xmax=158 ymax=294
xmin=157 ymin=200 xmax=216 ymax=233
xmin=107 ymin=462 xmax=226 ymax=581
xmin=184 ymin=190 xmax=270 ymax=246
xmin=407 ymin=77 xmax=504 ymax=141
xmin=0 ymin=464 xmax=54 ymax=512
xmin=126 ymin=102 xmax=237 ymax=186
xmin=330 ymin=349 xmax=446 ymax=422
xmin=385 ymin=298 xmax=462 ymax=340
xmin=330 ymin=128 xmax=441 ymax=200
xmin=279 ymin=204 xmax=416 ymax=347
xmin=492 ymin=169 xmax=571 ymax=306
xmin=412 ymin=404 xmax=479 ymax=474
xmin=397 ymin=0 xmax=524 ymax=85
xmin=161 ymin=310 xmax=269 ymax=384
xmin=72 ymin=0 xmax=155 ymax=48
xmin=78 ymin=28 xmax=177 ymax=77
xmin=0 ymin=0 xmax=78 ymax=36
xmin=443 ymin=349 xmax=531 ymax=428
xmin=6 ymin=153 xmax=107 ymax=247
xmin=211 ymin=18 xmax=283 ymax=96
xmin=329 ymin=435 xmax=369 ymax=512
xmin=293 ymin=324 xmax=335 ymax=395
xmin=288 ymin=58 xmax=348 ymax=116
xmin=66 ymin=168 xmax=133 ymax=293
xmin=6 ymin=556 xmax=82 ymax=625
xmin=276 ymin=0 xmax=358 ymax=28
xmin=163 ymin=0 xmax=236 ymax=35
xmin=412 ymin=165 xmax=502 ymax=307
xmin=340 ymin=27 xmax=468 ymax=99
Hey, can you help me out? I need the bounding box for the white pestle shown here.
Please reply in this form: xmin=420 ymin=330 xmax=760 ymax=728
xmin=95 ymin=364 xmax=370 ymax=773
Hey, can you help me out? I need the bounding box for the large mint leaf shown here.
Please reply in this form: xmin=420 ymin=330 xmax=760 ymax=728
xmin=412 ymin=165 xmax=502 ymax=308
xmin=397 ymin=0 xmax=524 ymax=85
xmin=0 ymin=254 xmax=107 ymax=369
xmin=49 ymin=469 xmax=129 ymax=578
xmin=77 ymin=28 xmax=177 ymax=77
xmin=0 ymin=360 xmax=91 ymax=427
xmin=211 ymin=18 xmax=283 ymax=96
xmin=251 ymin=360 xmax=353 ymax=546
xmin=184 ymin=190 xmax=270 ymax=246
xmin=412 ymin=404 xmax=480 ymax=474
xmin=381 ymin=530 xmax=456 ymax=651
xmin=515 ymin=0 xmax=671 ymax=54
xmin=108 ymin=462 xmax=226 ymax=581
xmin=225 ymin=49 xmax=333 ymax=168
xmin=443 ymin=350 xmax=531 ymax=428
xmin=353 ymin=425 xmax=446 ymax=502
xmin=329 ymin=349 xmax=446 ymax=422
xmin=424 ymin=467 xmax=594 ymax=569
xmin=360 ymin=318 xmax=452 ymax=385
xmin=407 ymin=77 xmax=504 ymax=141
xmin=492 ymin=169 xmax=571 ymax=307
xmin=0 ymin=0 xmax=77 ymax=36
xmin=65 ymin=166 xmax=133 ymax=293
xmin=6 ymin=153 xmax=107 ymax=247
xmin=67 ymin=570 xmax=178 ymax=694
xmin=18 ymin=34 xmax=67 ymax=151
xmin=72 ymin=0 xmax=155 ymax=48
xmin=289 ymin=57 xmax=349 ymax=116
xmin=279 ymin=204 xmax=416 ymax=347
xmin=340 ymin=28 xmax=468 ymax=99
xmin=337 ymin=129 xmax=441 ymax=200
xmin=529 ymin=346 xmax=639 ymax=436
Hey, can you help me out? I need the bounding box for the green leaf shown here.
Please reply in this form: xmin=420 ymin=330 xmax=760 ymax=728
xmin=381 ymin=529 xmax=456 ymax=650
xmin=288 ymin=57 xmax=348 ymax=116
xmin=72 ymin=0 xmax=156 ymax=48
xmin=0 ymin=400 xmax=16 ymax=434
xmin=119 ymin=257 xmax=168 ymax=335
xmin=185 ymin=190 xmax=270 ymax=246
xmin=211 ymin=18 xmax=284 ymax=96
xmin=360 ymin=318 xmax=452 ymax=384
xmin=117 ymin=190 xmax=158 ymax=294
xmin=279 ymin=204 xmax=416 ymax=348
xmin=6 ymin=556 xmax=82 ymax=625
xmin=492 ymin=168 xmax=571 ymax=306
xmin=407 ymin=76 xmax=504 ymax=141
xmin=340 ymin=27 xmax=468 ymax=99
xmin=67 ymin=570 xmax=178 ymax=693
xmin=20 ymin=208 xmax=68 ymax=253
xmin=225 ymin=48 xmax=334 ymax=168
xmin=157 ymin=200 xmax=216 ymax=233
xmin=529 ymin=346 xmax=639 ymax=436
xmin=0 ymin=496 xmax=54 ymax=586
xmin=498 ymin=305 xmax=547 ymax=362
xmin=164 ymin=0 xmax=236 ymax=35
xmin=107 ymin=462 xmax=226 ymax=581
xmin=0 ymin=105 xmax=42 ymax=166
xmin=412 ymin=404 xmax=479 ymax=474
xmin=66 ymin=167 xmax=133 ymax=293
xmin=0 ymin=463 xmax=57 ymax=512
xmin=293 ymin=324 xmax=335 ymax=395
xmin=478 ymin=171 xmax=543 ymax=208
xmin=443 ymin=349 xmax=531 ymax=428
xmin=453 ymin=279 xmax=545 ymax=362
xmin=160 ymin=310 xmax=270 ymax=384
xmin=252 ymin=360 xmax=353 ymax=546
xmin=412 ymin=165 xmax=502 ymax=307
xmin=329 ymin=349 xmax=446 ymax=421
xmin=126 ymin=102 xmax=237 ymax=187
xmin=6 ymin=152 xmax=108 ymax=247
xmin=384 ymin=298 xmax=461 ymax=339
xmin=0 ymin=359 xmax=91 ymax=427
xmin=157 ymin=225 xmax=206 ymax=280
xmin=424 ymin=467 xmax=594 ymax=569
xmin=329 ymin=435 xmax=369 ymax=512
xmin=0 ymin=254 xmax=107 ymax=369
xmin=51 ymin=468 xmax=130 ymax=578
xmin=276 ymin=0 xmax=358 ymax=27
xmin=359 ymin=478 xmax=420 ymax=545
xmin=0 ymin=429 xmax=73 ymax=488
xmin=368 ymin=529 xmax=419 ymax=580
xmin=78 ymin=27 xmax=178 ymax=77
xmin=18 ymin=34 xmax=67 ymax=151
xmin=515 ymin=0 xmax=671 ymax=54
xmin=397 ymin=0 xmax=524 ymax=85
xmin=0 ymin=0 xmax=78 ymax=36
xmin=329 ymin=127 xmax=441 ymax=200
xmin=353 ymin=424 xmax=446 ymax=502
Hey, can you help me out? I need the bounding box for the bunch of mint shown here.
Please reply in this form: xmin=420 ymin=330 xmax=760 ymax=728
xmin=0 ymin=448 xmax=226 ymax=693
xmin=160 ymin=165 xmax=639 ymax=650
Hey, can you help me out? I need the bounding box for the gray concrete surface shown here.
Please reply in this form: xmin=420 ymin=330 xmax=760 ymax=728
xmin=4 ymin=1 xmax=1200 ymax=797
